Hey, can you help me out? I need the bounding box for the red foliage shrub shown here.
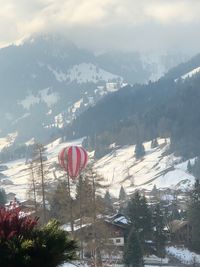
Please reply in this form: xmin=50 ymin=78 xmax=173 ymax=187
xmin=0 ymin=208 xmax=38 ymax=240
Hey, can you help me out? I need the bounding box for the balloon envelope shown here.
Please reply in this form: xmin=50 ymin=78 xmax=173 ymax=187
xmin=58 ymin=146 xmax=88 ymax=178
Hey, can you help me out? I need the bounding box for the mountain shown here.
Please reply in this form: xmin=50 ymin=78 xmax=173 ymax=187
xmin=164 ymin=53 xmax=200 ymax=80
xmin=0 ymin=34 xmax=186 ymax=143
xmin=0 ymin=35 xmax=123 ymax=142
xmin=67 ymin=53 xmax=200 ymax=159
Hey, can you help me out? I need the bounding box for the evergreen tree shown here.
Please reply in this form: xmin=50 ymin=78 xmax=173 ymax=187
xmin=126 ymin=191 xmax=152 ymax=252
xmin=188 ymin=179 xmax=200 ymax=251
xmin=31 ymin=143 xmax=48 ymax=224
xmin=49 ymin=180 xmax=72 ymax=223
xmin=124 ymin=226 xmax=144 ymax=267
xmin=171 ymin=201 xmax=181 ymax=220
xmin=0 ymin=188 xmax=6 ymax=206
xmin=119 ymin=185 xmax=127 ymax=201
xmin=76 ymin=175 xmax=94 ymax=218
xmin=152 ymin=204 xmax=166 ymax=258
xmin=151 ymin=138 xmax=159 ymax=149
xmin=187 ymin=160 xmax=192 ymax=173
xmin=135 ymin=142 xmax=145 ymax=159
xmin=192 ymin=158 xmax=200 ymax=179
xmin=151 ymin=185 xmax=158 ymax=198
xmin=101 ymin=190 xmax=113 ymax=214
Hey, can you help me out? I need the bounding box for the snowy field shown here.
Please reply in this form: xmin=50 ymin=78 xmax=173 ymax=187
xmin=0 ymin=137 xmax=196 ymax=200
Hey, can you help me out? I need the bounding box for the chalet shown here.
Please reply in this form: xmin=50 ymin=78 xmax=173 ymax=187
xmin=62 ymin=213 xmax=129 ymax=261
xmin=168 ymin=220 xmax=192 ymax=245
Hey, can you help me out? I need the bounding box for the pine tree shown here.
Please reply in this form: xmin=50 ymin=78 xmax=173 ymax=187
xmin=152 ymin=204 xmax=166 ymax=258
xmin=124 ymin=226 xmax=144 ymax=267
xmin=76 ymin=176 xmax=94 ymax=218
xmin=119 ymin=185 xmax=127 ymax=201
xmin=187 ymin=160 xmax=192 ymax=173
xmin=135 ymin=142 xmax=145 ymax=159
xmin=188 ymin=179 xmax=200 ymax=251
xmin=103 ymin=190 xmax=113 ymax=213
xmin=151 ymin=138 xmax=159 ymax=149
xmin=171 ymin=201 xmax=181 ymax=220
xmin=151 ymin=185 xmax=158 ymax=199
xmin=192 ymin=158 xmax=200 ymax=179
xmin=49 ymin=180 xmax=72 ymax=223
xmin=126 ymin=191 xmax=152 ymax=253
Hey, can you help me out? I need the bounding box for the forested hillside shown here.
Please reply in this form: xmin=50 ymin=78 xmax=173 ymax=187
xmin=67 ymin=70 xmax=200 ymax=159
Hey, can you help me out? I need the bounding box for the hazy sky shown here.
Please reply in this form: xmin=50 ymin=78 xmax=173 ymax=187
xmin=0 ymin=0 xmax=200 ymax=54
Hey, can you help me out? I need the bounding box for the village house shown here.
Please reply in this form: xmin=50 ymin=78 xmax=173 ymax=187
xmin=62 ymin=213 xmax=129 ymax=262
xmin=168 ymin=220 xmax=192 ymax=245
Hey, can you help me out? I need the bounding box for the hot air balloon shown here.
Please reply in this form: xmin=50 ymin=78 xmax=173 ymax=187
xmin=58 ymin=145 xmax=88 ymax=235
xmin=58 ymin=145 xmax=88 ymax=178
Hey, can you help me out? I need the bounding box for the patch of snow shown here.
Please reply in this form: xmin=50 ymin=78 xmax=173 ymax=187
xmin=25 ymin=138 xmax=35 ymax=146
xmin=114 ymin=216 xmax=128 ymax=224
xmin=19 ymin=94 xmax=40 ymax=109
xmin=66 ymin=63 xmax=123 ymax=84
xmin=54 ymin=113 xmax=65 ymax=128
xmin=61 ymin=222 xmax=92 ymax=232
xmin=40 ymin=88 xmax=59 ymax=107
xmin=144 ymin=255 xmax=169 ymax=265
xmin=19 ymin=88 xmax=59 ymax=110
xmin=181 ymin=67 xmax=200 ymax=80
xmin=48 ymin=66 xmax=68 ymax=82
xmin=71 ymin=99 xmax=83 ymax=113
xmin=0 ymin=132 xmax=18 ymax=152
xmin=60 ymin=263 xmax=89 ymax=267
xmin=166 ymin=246 xmax=200 ymax=265
xmin=106 ymin=82 xmax=120 ymax=92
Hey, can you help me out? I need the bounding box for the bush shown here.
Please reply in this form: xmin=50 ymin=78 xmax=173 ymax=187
xmin=0 ymin=208 xmax=77 ymax=267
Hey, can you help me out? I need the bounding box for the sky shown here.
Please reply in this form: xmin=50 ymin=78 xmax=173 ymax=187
xmin=0 ymin=0 xmax=200 ymax=54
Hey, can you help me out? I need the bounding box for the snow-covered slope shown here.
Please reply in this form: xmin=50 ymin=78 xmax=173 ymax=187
xmin=95 ymin=139 xmax=195 ymax=197
xmin=175 ymin=66 xmax=200 ymax=82
xmin=48 ymin=63 xmax=122 ymax=84
xmin=0 ymin=138 xmax=195 ymax=201
xmin=181 ymin=66 xmax=200 ymax=80
xmin=0 ymin=138 xmax=84 ymax=201
xmin=0 ymin=132 xmax=18 ymax=151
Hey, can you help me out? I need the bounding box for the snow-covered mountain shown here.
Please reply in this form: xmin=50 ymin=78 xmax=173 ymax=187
xmin=0 ymin=34 xmax=186 ymax=143
xmin=0 ymin=138 xmax=195 ymax=201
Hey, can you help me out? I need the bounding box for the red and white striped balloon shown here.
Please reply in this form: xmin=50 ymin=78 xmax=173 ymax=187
xmin=58 ymin=146 xmax=88 ymax=178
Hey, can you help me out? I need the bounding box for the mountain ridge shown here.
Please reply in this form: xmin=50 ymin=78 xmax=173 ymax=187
xmin=0 ymin=35 xmax=187 ymax=143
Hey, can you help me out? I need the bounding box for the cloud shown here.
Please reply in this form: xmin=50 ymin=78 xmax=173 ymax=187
xmin=0 ymin=0 xmax=199 ymax=53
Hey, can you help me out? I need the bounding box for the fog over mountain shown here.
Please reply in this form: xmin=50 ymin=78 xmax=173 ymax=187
xmin=0 ymin=35 xmax=187 ymax=143
xmin=0 ymin=1 xmax=200 ymax=55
